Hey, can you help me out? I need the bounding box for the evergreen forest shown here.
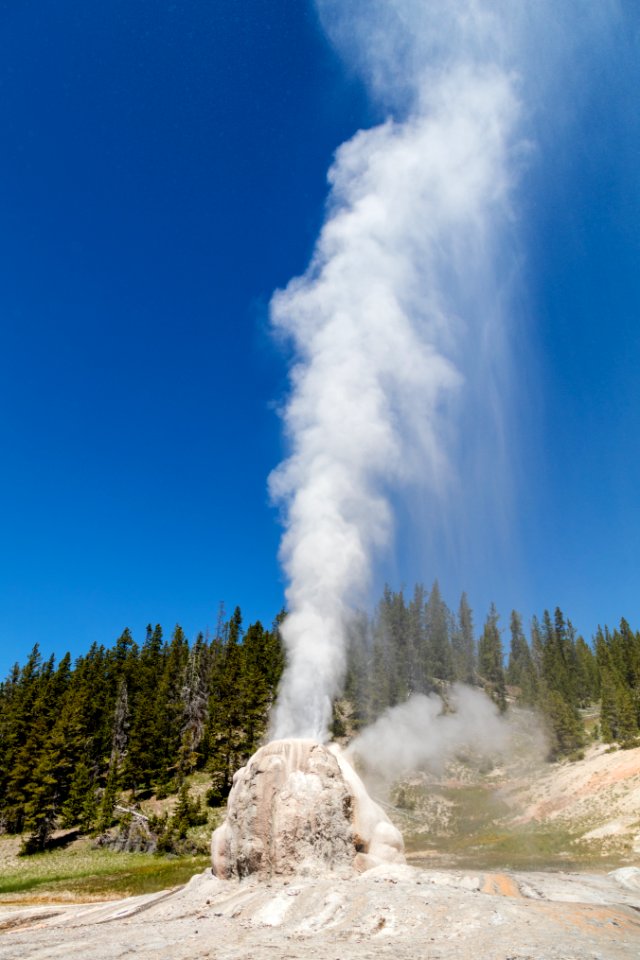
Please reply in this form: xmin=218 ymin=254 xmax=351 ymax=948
xmin=1 ymin=586 xmax=639 ymax=855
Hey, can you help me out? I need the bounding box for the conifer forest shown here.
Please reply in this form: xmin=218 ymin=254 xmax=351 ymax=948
xmin=1 ymin=587 xmax=639 ymax=854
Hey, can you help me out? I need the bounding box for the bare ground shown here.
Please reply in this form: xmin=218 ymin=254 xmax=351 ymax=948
xmin=508 ymin=742 xmax=640 ymax=855
xmin=1 ymin=863 xmax=639 ymax=959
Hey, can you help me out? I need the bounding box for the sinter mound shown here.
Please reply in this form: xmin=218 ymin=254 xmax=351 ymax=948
xmin=211 ymin=738 xmax=404 ymax=878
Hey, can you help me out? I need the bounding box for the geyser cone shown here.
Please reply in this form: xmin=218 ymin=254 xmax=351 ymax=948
xmin=211 ymin=738 xmax=404 ymax=879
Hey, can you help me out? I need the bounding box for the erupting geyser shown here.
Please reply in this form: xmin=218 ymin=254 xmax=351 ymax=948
xmin=211 ymin=739 xmax=404 ymax=878
xmin=214 ymin=0 xmax=532 ymax=882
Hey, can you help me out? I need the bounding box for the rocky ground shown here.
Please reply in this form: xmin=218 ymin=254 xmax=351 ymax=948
xmin=1 ymin=863 xmax=639 ymax=959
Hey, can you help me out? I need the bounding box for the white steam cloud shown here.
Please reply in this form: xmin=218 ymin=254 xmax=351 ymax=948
xmin=346 ymin=686 xmax=512 ymax=784
xmin=268 ymin=0 xmax=619 ymax=741
xmin=270 ymin=1 xmax=520 ymax=741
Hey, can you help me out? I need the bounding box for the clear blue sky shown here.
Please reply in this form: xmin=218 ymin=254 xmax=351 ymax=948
xmin=1 ymin=1 xmax=638 ymax=677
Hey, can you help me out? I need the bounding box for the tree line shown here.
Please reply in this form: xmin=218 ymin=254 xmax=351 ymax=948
xmin=1 ymin=586 xmax=639 ymax=853
xmin=337 ymin=583 xmax=640 ymax=759
xmin=0 ymin=607 xmax=284 ymax=852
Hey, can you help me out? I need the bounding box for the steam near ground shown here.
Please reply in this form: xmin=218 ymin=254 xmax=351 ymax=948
xmin=346 ymin=684 xmax=546 ymax=793
xmin=269 ymin=1 xmax=620 ymax=742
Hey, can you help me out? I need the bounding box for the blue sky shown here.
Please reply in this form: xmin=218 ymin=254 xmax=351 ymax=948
xmin=0 ymin=1 xmax=638 ymax=677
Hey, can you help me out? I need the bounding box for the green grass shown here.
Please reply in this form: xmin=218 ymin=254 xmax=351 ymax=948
xmin=400 ymin=783 xmax=631 ymax=872
xmin=409 ymin=821 xmax=590 ymax=871
xmin=0 ymin=771 xmax=223 ymax=904
xmin=0 ymin=838 xmax=210 ymax=903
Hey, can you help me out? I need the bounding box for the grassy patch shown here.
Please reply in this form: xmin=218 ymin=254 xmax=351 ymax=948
xmin=399 ymin=783 xmax=630 ymax=872
xmin=0 ymin=837 xmax=209 ymax=903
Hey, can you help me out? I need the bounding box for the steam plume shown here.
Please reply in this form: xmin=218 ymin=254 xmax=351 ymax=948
xmin=269 ymin=1 xmax=522 ymax=741
xmin=346 ymin=686 xmax=512 ymax=784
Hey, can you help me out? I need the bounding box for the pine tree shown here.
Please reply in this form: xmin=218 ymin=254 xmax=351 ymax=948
xmin=506 ymin=611 xmax=537 ymax=704
xmin=343 ymin=612 xmax=370 ymax=728
xmin=376 ymin=586 xmax=410 ymax=703
xmin=615 ymin=685 xmax=639 ymax=746
xmin=21 ymin=756 xmax=58 ymax=853
xmin=61 ymin=760 xmax=97 ymax=830
xmin=369 ymin=639 xmax=392 ymax=719
xmin=574 ymin=636 xmax=599 ymax=706
xmin=451 ymin=593 xmax=475 ymax=684
xmin=530 ymin=615 xmax=544 ymax=680
xmin=178 ymin=633 xmax=211 ymax=777
xmin=97 ymin=755 xmax=120 ymax=832
xmin=110 ymin=679 xmax=129 ymax=765
xmin=206 ymin=607 xmax=249 ymax=803
xmin=96 ymin=679 xmax=129 ymax=830
xmin=477 ymin=604 xmax=506 ymax=711
xmin=424 ymin=581 xmax=454 ymax=683
xmin=599 ymin=670 xmax=617 ymax=743
xmin=406 ymin=584 xmax=427 ymax=693
xmin=1 ymin=645 xmax=45 ymax=833
xmin=11 ymin=651 xmax=73 ymax=849
xmin=542 ymin=689 xmax=584 ymax=759
xmin=125 ymin=625 xmax=164 ymax=791
xmin=240 ymin=621 xmax=274 ymax=754
xmin=155 ymin=625 xmax=189 ymax=789
xmin=595 ymin=625 xmax=639 ymax=744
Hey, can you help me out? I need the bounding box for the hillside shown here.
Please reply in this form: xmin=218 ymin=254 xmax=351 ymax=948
xmin=394 ymin=739 xmax=640 ymax=871
xmin=509 ymin=741 xmax=640 ymax=857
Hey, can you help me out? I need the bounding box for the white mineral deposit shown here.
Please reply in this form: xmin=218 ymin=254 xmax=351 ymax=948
xmin=210 ymin=738 xmax=404 ymax=879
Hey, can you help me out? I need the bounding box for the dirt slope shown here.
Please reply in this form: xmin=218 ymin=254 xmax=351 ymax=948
xmin=508 ymin=742 xmax=640 ymax=855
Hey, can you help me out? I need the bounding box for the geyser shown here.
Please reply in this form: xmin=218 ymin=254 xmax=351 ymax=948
xmin=269 ymin=0 xmax=523 ymax=744
xmin=211 ymin=738 xmax=404 ymax=878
